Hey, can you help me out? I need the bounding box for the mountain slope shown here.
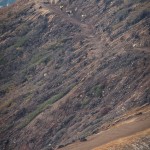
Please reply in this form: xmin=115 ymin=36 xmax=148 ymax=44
xmin=0 ymin=0 xmax=150 ymax=150
xmin=59 ymin=106 xmax=150 ymax=150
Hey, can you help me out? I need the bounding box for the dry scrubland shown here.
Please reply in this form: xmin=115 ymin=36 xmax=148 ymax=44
xmin=0 ymin=0 xmax=150 ymax=149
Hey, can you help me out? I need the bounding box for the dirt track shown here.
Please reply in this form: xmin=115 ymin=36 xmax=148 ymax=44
xmin=58 ymin=110 xmax=150 ymax=150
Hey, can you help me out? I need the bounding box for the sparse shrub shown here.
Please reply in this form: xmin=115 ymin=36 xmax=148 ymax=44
xmin=79 ymin=137 xmax=87 ymax=142
xmin=129 ymin=10 xmax=150 ymax=26
xmin=52 ymin=128 xmax=66 ymax=143
xmin=62 ymin=115 xmax=74 ymax=126
xmin=124 ymin=0 xmax=148 ymax=4
xmin=82 ymin=98 xmax=90 ymax=106
xmin=15 ymin=23 xmax=29 ymax=36
xmin=0 ymin=57 xmax=6 ymax=66
xmin=0 ymin=23 xmax=6 ymax=34
xmin=114 ymin=8 xmax=131 ymax=24
xmin=7 ymin=12 xmax=12 ymax=17
xmin=131 ymin=32 xmax=140 ymax=39
xmin=15 ymin=108 xmax=26 ymax=121
xmin=88 ymin=85 xmax=104 ymax=97
xmin=58 ymin=145 xmax=65 ymax=148
xmin=95 ymin=0 xmax=100 ymax=4
xmin=0 ymin=90 xmax=6 ymax=98
xmin=74 ymin=102 xmax=82 ymax=110
xmin=104 ymin=0 xmax=112 ymax=5
xmin=48 ymin=42 xmax=62 ymax=50
xmin=30 ymin=53 xmax=51 ymax=66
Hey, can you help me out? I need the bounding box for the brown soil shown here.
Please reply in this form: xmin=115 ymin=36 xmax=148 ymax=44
xmin=59 ymin=108 xmax=150 ymax=150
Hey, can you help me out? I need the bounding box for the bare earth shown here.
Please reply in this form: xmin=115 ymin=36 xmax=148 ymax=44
xmin=59 ymin=108 xmax=150 ymax=150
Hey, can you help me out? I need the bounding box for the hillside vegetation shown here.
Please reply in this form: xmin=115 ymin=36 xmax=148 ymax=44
xmin=0 ymin=0 xmax=150 ymax=150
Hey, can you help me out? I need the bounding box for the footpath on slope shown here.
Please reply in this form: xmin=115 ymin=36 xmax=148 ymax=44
xmin=58 ymin=106 xmax=150 ymax=150
xmin=44 ymin=4 xmax=93 ymax=35
xmin=35 ymin=1 xmax=106 ymax=58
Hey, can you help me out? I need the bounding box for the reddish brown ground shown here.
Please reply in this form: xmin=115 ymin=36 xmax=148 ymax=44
xmin=59 ymin=106 xmax=150 ymax=150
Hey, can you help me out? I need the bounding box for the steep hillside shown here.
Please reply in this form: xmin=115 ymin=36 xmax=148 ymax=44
xmin=59 ymin=106 xmax=150 ymax=150
xmin=0 ymin=0 xmax=150 ymax=150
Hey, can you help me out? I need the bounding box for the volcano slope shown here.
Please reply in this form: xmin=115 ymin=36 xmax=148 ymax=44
xmin=0 ymin=0 xmax=150 ymax=150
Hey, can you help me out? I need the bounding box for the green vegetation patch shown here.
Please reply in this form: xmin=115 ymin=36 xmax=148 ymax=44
xmin=89 ymin=85 xmax=105 ymax=97
xmin=14 ymin=36 xmax=28 ymax=48
xmin=30 ymin=52 xmax=51 ymax=66
xmin=44 ymin=39 xmax=65 ymax=52
xmin=19 ymin=93 xmax=65 ymax=129
xmin=15 ymin=23 xmax=30 ymax=36
xmin=29 ymin=40 xmax=64 ymax=67
xmin=82 ymin=98 xmax=90 ymax=106
xmin=0 ymin=57 xmax=6 ymax=65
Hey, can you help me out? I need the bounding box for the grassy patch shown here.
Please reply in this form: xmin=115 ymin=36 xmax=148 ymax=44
xmin=19 ymin=93 xmax=65 ymax=129
xmin=89 ymin=85 xmax=105 ymax=97
xmin=48 ymin=42 xmax=63 ymax=50
xmin=15 ymin=23 xmax=30 ymax=36
xmin=30 ymin=53 xmax=51 ymax=65
xmin=14 ymin=36 xmax=28 ymax=48
xmin=29 ymin=40 xmax=64 ymax=67
xmin=42 ymin=40 xmax=64 ymax=52
xmin=0 ymin=57 xmax=6 ymax=65
xmin=82 ymin=98 xmax=90 ymax=106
